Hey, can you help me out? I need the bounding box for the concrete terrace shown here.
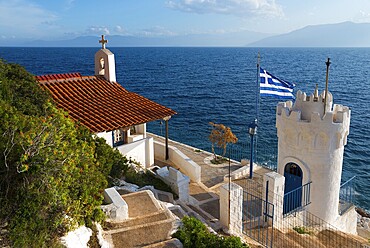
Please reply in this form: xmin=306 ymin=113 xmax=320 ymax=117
xmin=147 ymin=133 xmax=272 ymax=231
xmin=149 ymin=133 xmax=251 ymax=188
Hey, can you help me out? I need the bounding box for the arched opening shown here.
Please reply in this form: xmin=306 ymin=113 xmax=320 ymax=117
xmin=283 ymin=162 xmax=303 ymax=214
xmin=99 ymin=57 xmax=105 ymax=75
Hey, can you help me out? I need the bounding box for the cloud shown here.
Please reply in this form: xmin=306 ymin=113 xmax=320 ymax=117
xmin=166 ymin=0 xmax=284 ymax=18
xmin=86 ymin=26 xmax=110 ymax=35
xmin=354 ymin=10 xmax=370 ymax=22
xmin=64 ymin=0 xmax=75 ymax=10
xmin=0 ymin=0 xmax=57 ymax=35
xmin=0 ymin=35 xmax=16 ymax=39
xmin=114 ymin=25 xmax=130 ymax=35
xmin=137 ymin=26 xmax=177 ymax=37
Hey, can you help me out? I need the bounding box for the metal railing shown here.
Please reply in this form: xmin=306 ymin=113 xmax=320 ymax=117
xmin=283 ymin=182 xmax=312 ymax=217
xmin=147 ymin=120 xmax=278 ymax=170
xmin=339 ymin=176 xmax=356 ymax=215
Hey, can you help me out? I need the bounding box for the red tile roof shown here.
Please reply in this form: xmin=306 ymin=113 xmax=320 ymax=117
xmin=36 ymin=73 xmax=82 ymax=81
xmin=37 ymin=73 xmax=176 ymax=133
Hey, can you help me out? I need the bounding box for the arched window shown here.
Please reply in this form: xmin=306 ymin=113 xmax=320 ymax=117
xmin=99 ymin=57 xmax=105 ymax=69
xmin=99 ymin=57 xmax=105 ymax=75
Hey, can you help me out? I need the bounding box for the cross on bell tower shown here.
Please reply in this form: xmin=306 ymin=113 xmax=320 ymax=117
xmin=99 ymin=35 xmax=108 ymax=49
xmin=95 ymin=34 xmax=116 ymax=82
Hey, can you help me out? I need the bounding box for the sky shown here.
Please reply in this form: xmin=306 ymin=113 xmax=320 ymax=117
xmin=1 ymin=0 xmax=370 ymax=42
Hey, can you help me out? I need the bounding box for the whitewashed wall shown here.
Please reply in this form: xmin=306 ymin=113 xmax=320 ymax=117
xmin=153 ymin=141 xmax=201 ymax=182
xmin=96 ymin=131 xmax=113 ymax=147
xmin=118 ymin=137 xmax=154 ymax=168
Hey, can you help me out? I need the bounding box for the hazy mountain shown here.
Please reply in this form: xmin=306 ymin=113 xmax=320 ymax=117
xmin=248 ymin=21 xmax=370 ymax=47
xmin=17 ymin=31 xmax=272 ymax=47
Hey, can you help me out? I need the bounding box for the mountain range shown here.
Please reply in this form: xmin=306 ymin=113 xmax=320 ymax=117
xmin=3 ymin=21 xmax=370 ymax=47
xmin=248 ymin=21 xmax=370 ymax=47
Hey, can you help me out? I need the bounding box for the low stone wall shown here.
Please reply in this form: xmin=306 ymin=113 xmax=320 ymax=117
xmin=332 ymin=205 xmax=358 ymax=235
xmin=223 ymin=165 xmax=249 ymax=182
xmin=156 ymin=166 xmax=190 ymax=202
xmin=102 ymin=187 xmax=129 ymax=221
xmin=154 ymin=141 xmax=201 ymax=182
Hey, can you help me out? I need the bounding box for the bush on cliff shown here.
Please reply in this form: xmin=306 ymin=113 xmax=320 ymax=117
xmin=173 ymin=216 xmax=248 ymax=248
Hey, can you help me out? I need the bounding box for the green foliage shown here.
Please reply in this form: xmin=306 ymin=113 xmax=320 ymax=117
xmin=1 ymin=103 xmax=108 ymax=246
xmin=293 ymin=226 xmax=312 ymax=235
xmin=94 ymin=137 xmax=130 ymax=183
xmin=173 ymin=217 xmax=248 ymax=248
xmin=0 ymin=59 xmax=49 ymax=116
xmin=0 ymin=60 xmax=121 ymax=247
xmin=124 ymin=168 xmax=174 ymax=195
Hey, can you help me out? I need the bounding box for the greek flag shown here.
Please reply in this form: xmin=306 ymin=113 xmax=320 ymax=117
xmin=260 ymin=67 xmax=295 ymax=99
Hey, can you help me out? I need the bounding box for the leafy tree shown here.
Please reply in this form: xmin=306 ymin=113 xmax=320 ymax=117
xmin=0 ymin=59 xmax=49 ymax=116
xmin=209 ymin=122 xmax=238 ymax=162
xmin=0 ymin=59 xmax=130 ymax=247
xmin=173 ymin=217 xmax=248 ymax=248
xmin=0 ymin=103 xmax=107 ymax=246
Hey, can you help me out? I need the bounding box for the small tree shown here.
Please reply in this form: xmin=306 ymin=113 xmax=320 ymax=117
xmin=209 ymin=122 xmax=238 ymax=162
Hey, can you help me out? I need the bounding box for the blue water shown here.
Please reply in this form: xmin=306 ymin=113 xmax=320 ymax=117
xmin=0 ymin=47 xmax=369 ymax=211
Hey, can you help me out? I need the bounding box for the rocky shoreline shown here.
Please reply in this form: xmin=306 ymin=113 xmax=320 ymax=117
xmin=356 ymin=207 xmax=370 ymax=239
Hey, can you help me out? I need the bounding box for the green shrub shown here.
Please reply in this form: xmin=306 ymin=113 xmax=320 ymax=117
xmin=293 ymin=226 xmax=312 ymax=235
xmin=173 ymin=216 xmax=248 ymax=248
xmin=92 ymin=136 xmax=130 ymax=184
xmin=124 ymin=168 xmax=175 ymax=196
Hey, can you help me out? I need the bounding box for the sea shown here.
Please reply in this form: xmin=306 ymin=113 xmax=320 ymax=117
xmin=0 ymin=47 xmax=369 ymax=211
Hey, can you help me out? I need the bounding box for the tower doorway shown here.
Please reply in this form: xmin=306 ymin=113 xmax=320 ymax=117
xmin=283 ymin=162 xmax=303 ymax=214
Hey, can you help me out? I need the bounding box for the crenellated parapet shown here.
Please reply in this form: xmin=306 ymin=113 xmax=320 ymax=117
xmin=276 ymin=89 xmax=350 ymax=151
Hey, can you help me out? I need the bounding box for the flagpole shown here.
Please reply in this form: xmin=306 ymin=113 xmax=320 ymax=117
xmin=324 ymin=58 xmax=331 ymax=115
xmin=255 ymin=53 xmax=260 ymax=163
xmin=249 ymin=53 xmax=260 ymax=179
xmin=256 ymin=52 xmax=260 ymax=122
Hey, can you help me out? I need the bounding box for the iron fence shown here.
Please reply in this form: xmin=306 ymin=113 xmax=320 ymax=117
xmin=339 ymin=176 xmax=356 ymax=215
xmin=190 ymin=140 xmax=278 ymax=172
xmin=147 ymin=120 xmax=278 ymax=170
xmin=243 ymin=190 xmax=274 ymax=248
xmin=265 ymin=185 xmax=364 ymax=248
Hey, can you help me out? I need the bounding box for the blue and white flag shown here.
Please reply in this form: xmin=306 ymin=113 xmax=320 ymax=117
xmin=260 ymin=67 xmax=295 ymax=100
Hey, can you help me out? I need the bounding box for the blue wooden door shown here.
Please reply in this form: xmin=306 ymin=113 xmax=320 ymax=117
xmin=283 ymin=163 xmax=303 ymax=214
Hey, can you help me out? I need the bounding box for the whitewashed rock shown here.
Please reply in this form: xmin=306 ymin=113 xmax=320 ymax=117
xmin=95 ymin=222 xmax=112 ymax=248
xmin=103 ymin=187 xmax=129 ymax=221
xmin=60 ymin=226 xmax=92 ymax=248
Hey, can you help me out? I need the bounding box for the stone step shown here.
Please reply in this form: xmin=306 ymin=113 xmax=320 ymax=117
xmin=109 ymin=218 xmax=175 ymax=248
xmin=105 ymin=209 xmax=171 ymax=230
xmin=121 ymin=191 xmax=163 ymax=218
xmin=141 ymin=238 xmax=183 ymax=248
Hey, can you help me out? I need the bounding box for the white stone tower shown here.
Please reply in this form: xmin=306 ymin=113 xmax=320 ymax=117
xmin=276 ymin=88 xmax=351 ymax=226
xmin=95 ymin=35 xmax=116 ymax=82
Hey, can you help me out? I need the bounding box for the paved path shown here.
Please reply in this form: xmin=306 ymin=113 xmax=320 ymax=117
xmin=148 ymin=132 xmax=274 ymax=213
xmin=148 ymin=133 xmax=245 ymax=188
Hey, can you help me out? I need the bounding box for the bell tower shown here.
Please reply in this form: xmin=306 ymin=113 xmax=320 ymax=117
xmin=94 ymin=35 xmax=116 ymax=82
xmin=276 ymin=88 xmax=351 ymax=226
